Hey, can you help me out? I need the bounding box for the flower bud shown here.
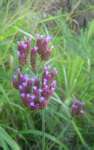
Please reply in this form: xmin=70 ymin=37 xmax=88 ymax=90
xmin=72 ymin=99 xmax=85 ymax=116
xmin=18 ymin=39 xmax=30 ymax=66
xmin=36 ymin=35 xmax=52 ymax=60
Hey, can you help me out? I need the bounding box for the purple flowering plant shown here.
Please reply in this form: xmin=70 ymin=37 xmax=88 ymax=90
xmin=13 ymin=35 xmax=57 ymax=110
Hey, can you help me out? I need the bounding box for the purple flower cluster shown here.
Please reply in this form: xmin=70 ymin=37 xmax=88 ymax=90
xmin=71 ymin=99 xmax=84 ymax=116
xmin=17 ymin=35 xmax=52 ymax=71
xmin=13 ymin=66 xmax=57 ymax=110
xmin=13 ymin=34 xmax=57 ymax=110
xmin=36 ymin=35 xmax=52 ymax=60
xmin=18 ymin=39 xmax=30 ymax=66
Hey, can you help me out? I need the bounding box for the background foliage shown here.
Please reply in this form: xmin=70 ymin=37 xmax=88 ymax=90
xmin=0 ymin=0 xmax=94 ymax=149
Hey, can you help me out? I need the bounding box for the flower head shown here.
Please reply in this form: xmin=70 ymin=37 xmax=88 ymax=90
xmin=36 ymin=35 xmax=52 ymax=60
xmin=12 ymin=66 xmax=57 ymax=110
xmin=71 ymin=99 xmax=84 ymax=116
xmin=18 ymin=39 xmax=30 ymax=66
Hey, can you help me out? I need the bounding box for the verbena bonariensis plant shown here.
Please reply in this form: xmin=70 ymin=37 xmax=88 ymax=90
xmin=13 ymin=35 xmax=57 ymax=110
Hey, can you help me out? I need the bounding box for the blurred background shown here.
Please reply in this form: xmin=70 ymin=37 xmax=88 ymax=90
xmin=0 ymin=0 xmax=94 ymax=150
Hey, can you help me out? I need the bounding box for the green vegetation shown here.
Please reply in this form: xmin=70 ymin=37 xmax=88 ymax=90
xmin=0 ymin=0 xmax=94 ymax=149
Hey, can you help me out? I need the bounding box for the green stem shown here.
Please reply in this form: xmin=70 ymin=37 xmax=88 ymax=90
xmin=42 ymin=109 xmax=45 ymax=150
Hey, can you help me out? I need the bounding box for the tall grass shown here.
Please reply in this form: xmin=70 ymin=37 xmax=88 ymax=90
xmin=0 ymin=0 xmax=94 ymax=150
